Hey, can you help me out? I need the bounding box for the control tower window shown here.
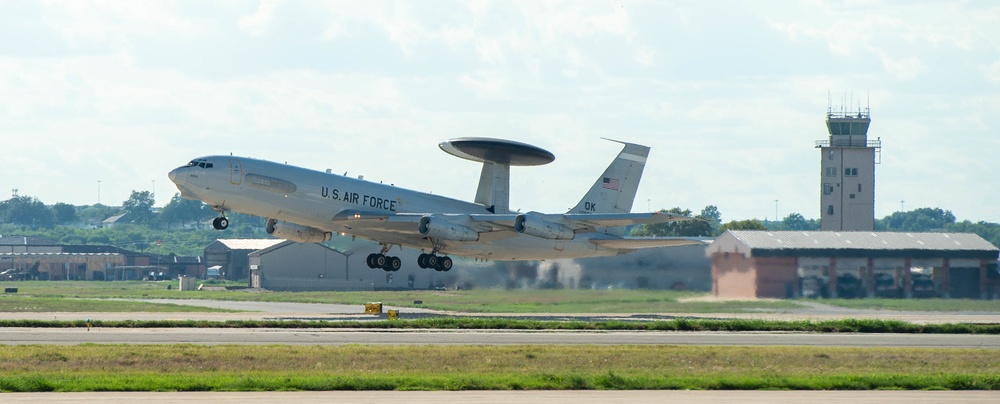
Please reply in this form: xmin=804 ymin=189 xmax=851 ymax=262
xmin=826 ymin=167 xmax=837 ymax=177
xmin=845 ymin=168 xmax=858 ymax=177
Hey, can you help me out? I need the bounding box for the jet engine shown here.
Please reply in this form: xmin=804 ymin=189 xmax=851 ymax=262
xmin=514 ymin=214 xmax=575 ymax=240
xmin=265 ymin=219 xmax=332 ymax=243
xmin=418 ymin=215 xmax=479 ymax=242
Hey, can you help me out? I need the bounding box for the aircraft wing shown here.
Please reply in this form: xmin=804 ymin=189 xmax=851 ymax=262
xmin=590 ymin=237 xmax=711 ymax=250
xmin=330 ymin=210 xmax=698 ymax=241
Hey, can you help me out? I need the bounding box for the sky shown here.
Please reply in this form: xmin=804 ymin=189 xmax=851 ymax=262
xmin=1 ymin=0 xmax=999 ymax=224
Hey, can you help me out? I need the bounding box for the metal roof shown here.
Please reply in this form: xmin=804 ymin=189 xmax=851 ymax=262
xmin=212 ymin=239 xmax=286 ymax=251
xmin=711 ymin=231 xmax=999 ymax=260
xmin=0 ymin=235 xmax=57 ymax=246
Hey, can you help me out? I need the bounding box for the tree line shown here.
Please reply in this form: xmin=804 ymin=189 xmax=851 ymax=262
xmin=630 ymin=205 xmax=1000 ymax=248
xmin=2 ymin=192 xmax=999 ymax=256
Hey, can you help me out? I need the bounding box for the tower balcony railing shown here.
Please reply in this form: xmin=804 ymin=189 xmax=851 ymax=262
xmin=815 ymin=139 xmax=881 ymax=148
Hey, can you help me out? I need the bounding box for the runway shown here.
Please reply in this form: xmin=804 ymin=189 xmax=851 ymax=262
xmin=2 ymin=300 xmax=997 ymax=402
xmin=6 ymin=298 xmax=1000 ymax=324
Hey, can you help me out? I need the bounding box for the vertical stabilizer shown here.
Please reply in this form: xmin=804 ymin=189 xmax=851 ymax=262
xmin=474 ymin=162 xmax=510 ymax=213
xmin=569 ymin=139 xmax=650 ymax=220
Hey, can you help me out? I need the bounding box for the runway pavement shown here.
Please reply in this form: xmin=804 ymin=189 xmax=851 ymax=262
xmin=3 ymin=300 xmax=998 ymax=402
xmin=5 ymin=298 xmax=1000 ymax=324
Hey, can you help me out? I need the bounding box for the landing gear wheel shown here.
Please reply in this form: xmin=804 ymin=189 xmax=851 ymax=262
xmin=436 ymin=256 xmax=453 ymax=272
xmin=212 ymin=217 xmax=229 ymax=230
xmin=373 ymin=254 xmax=387 ymax=269
xmin=426 ymin=254 xmax=439 ymax=269
xmin=366 ymin=253 xmax=379 ymax=269
xmin=383 ymin=256 xmax=402 ymax=272
xmin=417 ymin=253 xmax=430 ymax=269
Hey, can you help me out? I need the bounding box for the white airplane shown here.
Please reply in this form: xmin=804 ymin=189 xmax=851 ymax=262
xmin=167 ymin=138 xmax=696 ymax=272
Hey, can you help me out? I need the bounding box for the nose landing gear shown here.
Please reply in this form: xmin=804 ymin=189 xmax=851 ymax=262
xmin=212 ymin=216 xmax=229 ymax=230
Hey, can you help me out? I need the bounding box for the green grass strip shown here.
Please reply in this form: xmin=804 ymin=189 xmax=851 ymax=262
xmin=0 ymin=345 xmax=998 ymax=391
xmin=0 ymin=317 xmax=997 ymax=333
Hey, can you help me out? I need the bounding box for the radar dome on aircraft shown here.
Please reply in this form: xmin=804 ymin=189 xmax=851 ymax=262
xmin=439 ymin=137 xmax=555 ymax=214
xmin=438 ymin=137 xmax=555 ymax=166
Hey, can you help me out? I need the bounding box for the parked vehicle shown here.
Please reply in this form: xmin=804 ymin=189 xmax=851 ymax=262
xmin=873 ymin=273 xmax=898 ymax=298
xmin=836 ymin=273 xmax=864 ymax=299
xmin=911 ymin=273 xmax=937 ymax=298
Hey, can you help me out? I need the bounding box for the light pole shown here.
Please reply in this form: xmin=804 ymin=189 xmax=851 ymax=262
xmin=343 ymin=252 xmax=354 ymax=280
xmin=97 ymin=180 xmax=101 ymax=204
xmin=774 ymin=199 xmax=779 ymax=222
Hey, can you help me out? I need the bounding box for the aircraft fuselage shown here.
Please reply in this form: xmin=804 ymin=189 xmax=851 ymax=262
xmin=168 ymin=156 xmax=615 ymax=261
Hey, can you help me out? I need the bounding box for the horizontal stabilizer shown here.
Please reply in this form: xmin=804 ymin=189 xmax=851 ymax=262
xmin=562 ymin=212 xmax=694 ymax=230
xmin=590 ymin=237 xmax=711 ymax=250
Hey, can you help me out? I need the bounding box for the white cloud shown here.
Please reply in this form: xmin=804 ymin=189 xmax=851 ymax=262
xmin=984 ymin=58 xmax=1000 ymax=85
xmin=0 ymin=1 xmax=997 ymax=223
xmin=238 ymin=0 xmax=278 ymax=37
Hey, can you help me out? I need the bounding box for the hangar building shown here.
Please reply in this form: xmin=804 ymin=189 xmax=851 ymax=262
xmin=708 ymin=231 xmax=999 ymax=299
xmin=249 ymin=241 xmax=372 ymax=291
xmin=204 ymin=239 xmax=285 ymax=281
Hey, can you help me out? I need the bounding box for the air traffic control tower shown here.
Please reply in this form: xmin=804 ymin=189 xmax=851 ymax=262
xmin=816 ymin=106 xmax=881 ymax=231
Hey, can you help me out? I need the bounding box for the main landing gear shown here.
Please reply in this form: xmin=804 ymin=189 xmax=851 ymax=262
xmin=418 ymin=253 xmax=453 ymax=272
xmin=366 ymin=253 xmax=402 ymax=272
xmin=364 ymin=243 xmax=453 ymax=272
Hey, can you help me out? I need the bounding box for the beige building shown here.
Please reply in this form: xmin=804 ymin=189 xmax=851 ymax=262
xmin=816 ymin=107 xmax=880 ymax=231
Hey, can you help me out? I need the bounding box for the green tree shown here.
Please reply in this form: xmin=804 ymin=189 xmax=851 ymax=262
xmin=78 ymin=204 xmax=121 ymax=226
xmin=719 ymin=219 xmax=767 ymax=232
xmin=159 ymin=193 xmax=211 ymax=227
xmin=699 ymin=205 xmax=722 ymax=234
xmin=51 ymin=202 xmax=78 ymax=224
xmin=877 ymin=207 xmax=956 ymax=232
xmin=779 ymin=213 xmax=819 ymax=231
xmin=630 ymin=207 xmax=713 ymax=237
xmin=122 ymin=191 xmax=155 ymax=224
xmin=0 ymin=195 xmax=54 ymax=227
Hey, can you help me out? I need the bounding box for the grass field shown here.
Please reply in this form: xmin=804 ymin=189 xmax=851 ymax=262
xmin=0 ymin=345 xmax=997 ymax=391
xmin=0 ymin=296 xmax=238 ymax=313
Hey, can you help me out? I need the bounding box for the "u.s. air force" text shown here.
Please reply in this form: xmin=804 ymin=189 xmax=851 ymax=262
xmin=320 ymin=187 xmax=397 ymax=212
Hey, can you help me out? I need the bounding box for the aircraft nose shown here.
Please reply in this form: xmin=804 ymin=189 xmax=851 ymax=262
xmin=168 ymin=169 xmax=178 ymax=183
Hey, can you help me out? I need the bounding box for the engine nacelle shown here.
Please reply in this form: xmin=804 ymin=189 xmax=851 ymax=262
xmin=514 ymin=214 xmax=575 ymax=240
xmin=265 ymin=219 xmax=332 ymax=243
xmin=418 ymin=215 xmax=479 ymax=242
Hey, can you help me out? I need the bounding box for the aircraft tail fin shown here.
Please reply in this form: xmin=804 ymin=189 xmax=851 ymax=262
xmin=568 ymin=139 xmax=649 ymax=218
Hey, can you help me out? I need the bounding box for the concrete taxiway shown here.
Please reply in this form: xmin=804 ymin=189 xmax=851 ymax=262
xmin=5 ymin=299 xmax=1000 ymax=324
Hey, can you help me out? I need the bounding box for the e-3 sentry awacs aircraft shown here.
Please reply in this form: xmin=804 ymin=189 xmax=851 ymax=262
xmin=167 ymin=138 xmax=697 ymax=272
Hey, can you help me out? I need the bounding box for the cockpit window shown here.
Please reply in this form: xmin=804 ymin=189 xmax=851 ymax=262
xmin=184 ymin=160 xmax=214 ymax=169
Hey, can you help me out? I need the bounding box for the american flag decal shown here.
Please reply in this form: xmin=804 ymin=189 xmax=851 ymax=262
xmin=602 ymin=177 xmax=619 ymax=191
